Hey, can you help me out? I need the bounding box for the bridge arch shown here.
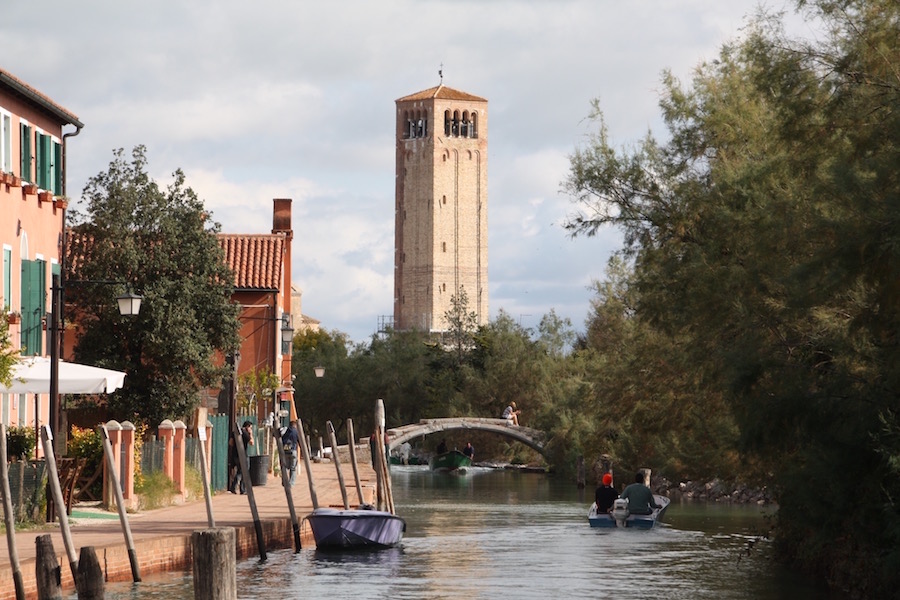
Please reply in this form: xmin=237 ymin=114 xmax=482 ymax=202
xmin=386 ymin=418 xmax=547 ymax=457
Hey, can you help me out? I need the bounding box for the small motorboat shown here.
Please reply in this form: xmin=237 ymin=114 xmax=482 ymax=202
xmin=588 ymin=495 xmax=670 ymax=529
xmin=305 ymin=505 xmax=407 ymax=550
xmin=429 ymin=450 xmax=472 ymax=474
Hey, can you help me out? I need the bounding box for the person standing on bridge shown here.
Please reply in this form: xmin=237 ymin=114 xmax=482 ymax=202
xmin=503 ymin=401 xmax=521 ymax=426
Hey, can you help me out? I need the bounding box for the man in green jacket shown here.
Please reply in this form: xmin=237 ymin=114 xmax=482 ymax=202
xmin=620 ymin=471 xmax=661 ymax=515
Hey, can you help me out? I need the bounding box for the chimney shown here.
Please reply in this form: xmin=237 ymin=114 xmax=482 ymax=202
xmin=273 ymin=198 xmax=292 ymax=235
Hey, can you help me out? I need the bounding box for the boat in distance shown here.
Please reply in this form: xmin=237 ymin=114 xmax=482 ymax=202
xmin=305 ymin=506 xmax=406 ymax=549
xmin=587 ymin=495 xmax=670 ymax=529
xmin=429 ymin=450 xmax=472 ymax=474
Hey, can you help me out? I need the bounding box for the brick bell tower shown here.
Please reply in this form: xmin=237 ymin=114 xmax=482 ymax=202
xmin=393 ymin=81 xmax=489 ymax=332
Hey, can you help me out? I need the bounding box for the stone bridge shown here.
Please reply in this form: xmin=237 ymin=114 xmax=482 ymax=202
xmin=386 ymin=418 xmax=547 ymax=456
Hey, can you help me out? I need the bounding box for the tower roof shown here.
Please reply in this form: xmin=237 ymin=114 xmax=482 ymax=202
xmin=396 ymin=85 xmax=487 ymax=103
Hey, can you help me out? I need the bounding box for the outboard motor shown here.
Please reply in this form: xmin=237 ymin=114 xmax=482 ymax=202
xmin=611 ymin=498 xmax=630 ymax=527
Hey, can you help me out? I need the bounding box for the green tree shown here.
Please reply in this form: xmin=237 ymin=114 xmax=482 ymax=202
xmin=564 ymin=1 xmax=900 ymax=592
xmin=236 ymin=367 xmax=279 ymax=415
xmin=444 ymin=286 xmax=479 ymax=364
xmin=68 ymin=146 xmax=241 ymax=426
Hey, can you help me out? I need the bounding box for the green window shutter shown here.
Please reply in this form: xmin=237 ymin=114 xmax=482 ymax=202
xmin=3 ymin=248 xmax=10 ymax=312
xmin=53 ymin=141 xmax=62 ymax=195
xmin=20 ymin=259 xmax=44 ymax=355
xmin=37 ymin=133 xmax=52 ymax=190
xmin=19 ymin=124 xmax=31 ymax=182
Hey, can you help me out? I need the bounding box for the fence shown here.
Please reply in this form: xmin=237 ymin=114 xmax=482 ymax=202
xmin=5 ymin=460 xmax=47 ymax=523
xmin=139 ymin=415 xmax=262 ymax=493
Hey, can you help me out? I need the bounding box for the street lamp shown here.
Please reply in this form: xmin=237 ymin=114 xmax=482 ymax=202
xmin=48 ymin=273 xmax=143 ymax=448
xmin=280 ymin=314 xmax=294 ymax=355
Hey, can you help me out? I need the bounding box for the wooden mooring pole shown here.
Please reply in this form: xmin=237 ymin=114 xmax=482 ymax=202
xmin=0 ymin=424 xmax=26 ymax=600
xmin=273 ymin=427 xmax=302 ymax=551
xmin=76 ymin=546 xmax=105 ymax=599
xmin=35 ymin=534 xmax=62 ymax=600
xmin=232 ymin=421 xmax=266 ymax=561
xmin=346 ymin=419 xmax=365 ymax=506
xmin=297 ymin=417 xmax=319 ymax=509
xmin=192 ymin=528 xmax=236 ymax=600
xmin=100 ymin=425 xmax=141 ymax=582
xmin=326 ymin=421 xmax=349 ymax=509
xmin=39 ymin=427 xmax=79 ymax=587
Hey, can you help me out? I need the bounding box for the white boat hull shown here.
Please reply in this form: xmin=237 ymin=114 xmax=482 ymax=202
xmin=587 ymin=495 xmax=670 ymax=529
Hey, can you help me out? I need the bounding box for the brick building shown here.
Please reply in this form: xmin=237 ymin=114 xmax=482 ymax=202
xmin=394 ymin=84 xmax=489 ymax=332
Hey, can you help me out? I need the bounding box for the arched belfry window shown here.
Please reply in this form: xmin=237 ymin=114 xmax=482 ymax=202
xmin=452 ymin=110 xmax=460 ymax=136
xmin=444 ymin=110 xmax=451 ymax=136
xmin=416 ymin=110 xmax=426 ymax=138
xmin=461 ymin=111 xmax=470 ymax=138
xmin=404 ymin=108 xmax=430 ymax=139
xmin=470 ymin=113 xmax=478 ymax=138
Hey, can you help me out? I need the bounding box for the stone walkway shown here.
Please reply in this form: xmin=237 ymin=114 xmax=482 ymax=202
xmin=0 ymin=461 xmax=377 ymax=599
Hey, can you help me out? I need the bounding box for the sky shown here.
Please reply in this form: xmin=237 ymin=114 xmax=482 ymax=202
xmin=3 ymin=0 xmax=805 ymax=344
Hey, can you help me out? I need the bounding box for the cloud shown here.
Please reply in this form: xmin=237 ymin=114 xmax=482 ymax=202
xmin=1 ymin=0 xmax=797 ymax=343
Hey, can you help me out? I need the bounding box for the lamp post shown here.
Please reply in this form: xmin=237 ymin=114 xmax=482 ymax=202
xmin=48 ymin=273 xmax=143 ymax=449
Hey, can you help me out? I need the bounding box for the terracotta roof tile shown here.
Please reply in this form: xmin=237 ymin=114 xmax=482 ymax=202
xmin=217 ymin=234 xmax=285 ymax=290
xmin=396 ymin=85 xmax=487 ymax=103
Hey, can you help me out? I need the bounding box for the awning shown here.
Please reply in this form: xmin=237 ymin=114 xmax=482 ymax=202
xmin=0 ymin=356 xmax=126 ymax=394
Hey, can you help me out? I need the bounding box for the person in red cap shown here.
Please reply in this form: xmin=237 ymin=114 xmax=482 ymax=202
xmin=595 ymin=472 xmax=618 ymax=513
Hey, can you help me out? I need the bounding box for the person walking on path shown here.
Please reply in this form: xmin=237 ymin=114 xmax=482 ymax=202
xmin=281 ymin=420 xmax=301 ymax=486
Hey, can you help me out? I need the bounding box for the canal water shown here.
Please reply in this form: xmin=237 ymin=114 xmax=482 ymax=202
xmin=78 ymin=466 xmax=836 ymax=599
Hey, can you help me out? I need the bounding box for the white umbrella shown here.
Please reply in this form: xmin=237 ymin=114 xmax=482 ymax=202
xmin=0 ymin=356 xmax=126 ymax=394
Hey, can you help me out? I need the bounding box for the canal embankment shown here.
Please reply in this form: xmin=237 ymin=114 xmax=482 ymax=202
xmin=0 ymin=460 xmax=373 ymax=600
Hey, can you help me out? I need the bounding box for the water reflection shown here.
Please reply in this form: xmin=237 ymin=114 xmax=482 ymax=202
xmin=77 ymin=468 xmax=835 ymax=599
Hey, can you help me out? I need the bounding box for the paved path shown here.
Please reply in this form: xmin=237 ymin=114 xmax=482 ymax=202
xmin=0 ymin=461 xmax=378 ymax=599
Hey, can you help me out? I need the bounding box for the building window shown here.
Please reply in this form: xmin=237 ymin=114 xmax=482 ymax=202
xmin=19 ymin=123 xmax=32 ymax=183
xmin=442 ymin=242 xmax=447 ymax=252
xmin=0 ymin=111 xmax=11 ymax=173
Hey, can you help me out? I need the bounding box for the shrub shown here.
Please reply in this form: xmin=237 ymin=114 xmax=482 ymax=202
xmin=135 ymin=470 xmax=177 ymax=510
xmin=5 ymin=426 xmax=36 ymax=460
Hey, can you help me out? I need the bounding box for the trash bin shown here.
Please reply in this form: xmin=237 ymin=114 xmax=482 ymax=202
xmin=249 ymin=455 xmax=270 ymax=486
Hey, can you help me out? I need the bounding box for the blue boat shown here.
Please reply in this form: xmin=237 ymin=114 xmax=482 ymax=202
xmin=305 ymin=507 xmax=406 ymax=549
xmin=587 ymin=495 xmax=670 ymax=529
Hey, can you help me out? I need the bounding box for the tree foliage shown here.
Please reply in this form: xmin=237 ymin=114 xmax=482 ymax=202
xmin=69 ymin=146 xmax=241 ymax=426
xmin=564 ymin=0 xmax=900 ymax=593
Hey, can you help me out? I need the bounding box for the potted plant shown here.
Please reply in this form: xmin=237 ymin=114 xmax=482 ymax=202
xmin=54 ymin=196 xmax=69 ymax=210
xmin=7 ymin=311 xmax=20 ymax=324
xmin=38 ymin=190 xmax=53 ymax=203
xmin=22 ymin=183 xmax=37 ymax=195
xmin=8 ymin=174 xmax=20 ymax=187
